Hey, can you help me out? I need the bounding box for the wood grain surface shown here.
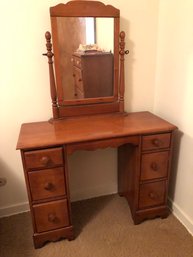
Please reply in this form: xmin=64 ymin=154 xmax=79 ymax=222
xmin=17 ymin=112 xmax=177 ymax=150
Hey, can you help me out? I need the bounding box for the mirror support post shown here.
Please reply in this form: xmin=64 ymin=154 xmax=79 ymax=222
xmin=44 ymin=31 xmax=59 ymax=119
xmin=119 ymin=31 xmax=126 ymax=113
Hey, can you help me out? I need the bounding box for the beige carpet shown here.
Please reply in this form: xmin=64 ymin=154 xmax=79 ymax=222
xmin=0 ymin=194 xmax=193 ymax=257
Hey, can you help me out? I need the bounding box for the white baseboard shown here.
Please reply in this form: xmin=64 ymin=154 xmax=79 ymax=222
xmin=0 ymin=184 xmax=117 ymax=218
xmin=168 ymin=198 xmax=193 ymax=236
xmin=71 ymin=186 xmax=117 ymax=202
xmin=2 ymin=195 xmax=192 ymax=237
xmin=0 ymin=202 xmax=30 ymax=218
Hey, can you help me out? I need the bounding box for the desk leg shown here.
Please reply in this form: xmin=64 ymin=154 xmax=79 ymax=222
xmin=118 ymin=132 xmax=174 ymax=225
xmin=118 ymin=144 xmax=141 ymax=221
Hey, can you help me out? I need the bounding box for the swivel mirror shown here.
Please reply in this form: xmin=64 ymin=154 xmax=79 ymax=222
xmin=44 ymin=1 xmax=126 ymax=118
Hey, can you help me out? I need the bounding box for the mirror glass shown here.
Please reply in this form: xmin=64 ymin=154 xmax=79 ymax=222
xmin=54 ymin=17 xmax=114 ymax=101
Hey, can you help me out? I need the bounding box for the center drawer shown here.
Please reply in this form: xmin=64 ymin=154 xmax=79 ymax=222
xmin=140 ymin=151 xmax=169 ymax=181
xmin=28 ymin=167 xmax=66 ymax=201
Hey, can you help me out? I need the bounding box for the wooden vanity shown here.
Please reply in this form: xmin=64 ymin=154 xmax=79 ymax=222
xmin=17 ymin=112 xmax=176 ymax=248
xmin=17 ymin=1 xmax=177 ymax=248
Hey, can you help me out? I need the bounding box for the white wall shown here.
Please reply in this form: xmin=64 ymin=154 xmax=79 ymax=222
xmin=154 ymin=0 xmax=193 ymax=234
xmin=96 ymin=18 xmax=114 ymax=52
xmin=1 ymin=0 xmax=192 ymax=236
xmin=0 ymin=1 xmax=53 ymax=216
xmin=0 ymin=0 xmax=159 ymax=216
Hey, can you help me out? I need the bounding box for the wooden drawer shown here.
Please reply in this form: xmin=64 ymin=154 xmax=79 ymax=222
xmin=74 ymin=67 xmax=84 ymax=91
xmin=33 ymin=199 xmax=69 ymax=233
xmin=75 ymin=86 xmax=84 ymax=99
xmin=73 ymin=56 xmax=81 ymax=68
xmin=139 ymin=181 xmax=166 ymax=209
xmin=24 ymin=147 xmax=63 ymax=170
xmin=142 ymin=133 xmax=171 ymax=151
xmin=140 ymin=151 xmax=169 ymax=181
xmin=28 ymin=167 xmax=66 ymax=201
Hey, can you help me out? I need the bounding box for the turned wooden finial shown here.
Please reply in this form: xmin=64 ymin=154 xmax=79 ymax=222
xmin=43 ymin=31 xmax=59 ymax=119
xmin=119 ymin=31 xmax=125 ymax=54
xmin=45 ymin=31 xmax=51 ymax=39
xmin=45 ymin=31 xmax=54 ymax=61
xmin=119 ymin=31 xmax=126 ymax=113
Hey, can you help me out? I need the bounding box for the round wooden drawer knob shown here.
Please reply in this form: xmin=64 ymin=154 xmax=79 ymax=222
xmin=151 ymin=162 xmax=159 ymax=171
xmin=40 ymin=156 xmax=50 ymax=165
xmin=48 ymin=213 xmax=57 ymax=223
xmin=152 ymin=138 xmax=161 ymax=147
xmin=44 ymin=182 xmax=54 ymax=191
xmin=148 ymin=192 xmax=159 ymax=200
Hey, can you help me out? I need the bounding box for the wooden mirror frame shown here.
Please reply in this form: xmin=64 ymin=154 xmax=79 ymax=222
xmin=44 ymin=1 xmax=126 ymax=119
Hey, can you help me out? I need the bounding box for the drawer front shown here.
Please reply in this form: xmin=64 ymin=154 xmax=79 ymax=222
xmin=73 ymin=56 xmax=81 ymax=68
xmin=139 ymin=181 xmax=166 ymax=209
xmin=74 ymin=67 xmax=84 ymax=91
xmin=140 ymin=151 xmax=169 ymax=181
xmin=24 ymin=147 xmax=63 ymax=170
xmin=142 ymin=133 xmax=171 ymax=151
xmin=75 ymin=86 xmax=84 ymax=99
xmin=33 ymin=199 xmax=69 ymax=233
xmin=28 ymin=168 xmax=66 ymax=201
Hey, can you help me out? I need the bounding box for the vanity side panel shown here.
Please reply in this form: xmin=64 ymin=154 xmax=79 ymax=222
xmin=63 ymin=146 xmax=74 ymax=226
xmin=118 ymin=142 xmax=141 ymax=216
xmin=20 ymin=150 xmax=38 ymax=233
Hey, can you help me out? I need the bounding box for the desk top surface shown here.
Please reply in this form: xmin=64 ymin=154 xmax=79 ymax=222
xmin=17 ymin=111 xmax=177 ymax=150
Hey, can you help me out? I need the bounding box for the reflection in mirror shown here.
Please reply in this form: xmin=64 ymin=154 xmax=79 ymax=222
xmin=55 ymin=17 xmax=114 ymax=101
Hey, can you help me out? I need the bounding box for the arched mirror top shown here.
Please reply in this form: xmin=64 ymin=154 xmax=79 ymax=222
xmin=45 ymin=1 xmax=126 ymax=118
xmin=50 ymin=1 xmax=120 ymax=17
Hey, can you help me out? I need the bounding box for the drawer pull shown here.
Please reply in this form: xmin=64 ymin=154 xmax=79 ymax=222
xmin=151 ymin=162 xmax=159 ymax=171
xmin=40 ymin=156 xmax=50 ymax=166
xmin=48 ymin=213 xmax=58 ymax=223
xmin=44 ymin=182 xmax=54 ymax=191
xmin=152 ymin=138 xmax=161 ymax=147
xmin=148 ymin=192 xmax=159 ymax=200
